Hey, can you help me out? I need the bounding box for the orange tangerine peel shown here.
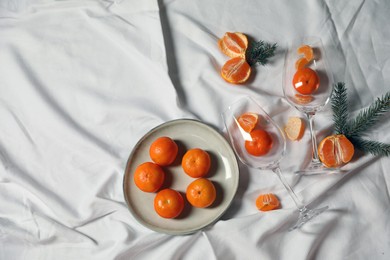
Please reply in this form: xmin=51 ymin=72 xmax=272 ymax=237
xmin=284 ymin=117 xmax=305 ymax=141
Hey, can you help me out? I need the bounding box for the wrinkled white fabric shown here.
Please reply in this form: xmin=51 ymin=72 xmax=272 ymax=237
xmin=0 ymin=0 xmax=389 ymax=259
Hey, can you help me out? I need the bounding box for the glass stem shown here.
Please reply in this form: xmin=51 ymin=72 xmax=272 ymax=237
xmin=272 ymin=167 xmax=305 ymax=211
xmin=306 ymin=113 xmax=321 ymax=164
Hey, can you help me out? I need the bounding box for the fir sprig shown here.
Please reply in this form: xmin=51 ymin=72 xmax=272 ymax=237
xmin=246 ymin=41 xmax=277 ymax=66
xmin=349 ymin=137 xmax=390 ymax=156
xmin=331 ymin=82 xmax=349 ymax=135
xmin=331 ymin=82 xmax=390 ymax=156
xmin=347 ymin=91 xmax=390 ymax=138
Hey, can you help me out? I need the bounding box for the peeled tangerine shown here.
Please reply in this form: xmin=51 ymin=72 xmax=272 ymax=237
xmin=218 ymin=32 xmax=248 ymax=58
xmin=318 ymin=134 xmax=355 ymax=168
xmin=221 ymin=57 xmax=251 ymax=84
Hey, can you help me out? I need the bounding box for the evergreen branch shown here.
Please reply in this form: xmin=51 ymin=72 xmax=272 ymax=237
xmin=330 ymin=82 xmax=390 ymax=157
xmin=346 ymin=91 xmax=390 ymax=138
xmin=246 ymin=41 xmax=277 ymax=66
xmin=349 ymin=137 xmax=390 ymax=156
xmin=331 ymin=82 xmax=349 ymax=135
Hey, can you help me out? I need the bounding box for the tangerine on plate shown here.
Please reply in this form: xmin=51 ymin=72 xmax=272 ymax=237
xmin=297 ymin=44 xmax=314 ymax=61
xmin=256 ymin=193 xmax=280 ymax=211
xmin=292 ymin=67 xmax=319 ymax=95
xmin=218 ymin=32 xmax=248 ymax=58
xmin=221 ymin=57 xmax=251 ymax=84
xmin=245 ymin=129 xmax=273 ymax=156
xmin=237 ymin=112 xmax=259 ymax=133
xmin=182 ymin=148 xmax=211 ymax=178
xmin=318 ymin=134 xmax=355 ymax=168
xmin=154 ymin=188 xmax=184 ymax=218
xmin=134 ymin=162 xmax=165 ymax=192
xmin=284 ymin=117 xmax=305 ymax=141
xmin=149 ymin=136 xmax=178 ymax=166
xmin=186 ymin=178 xmax=216 ymax=208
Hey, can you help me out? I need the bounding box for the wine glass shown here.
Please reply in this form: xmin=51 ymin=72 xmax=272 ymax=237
xmin=221 ymin=96 xmax=328 ymax=230
xmin=282 ymin=36 xmax=337 ymax=174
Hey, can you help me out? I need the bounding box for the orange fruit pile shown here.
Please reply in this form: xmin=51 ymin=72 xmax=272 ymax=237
xmin=292 ymin=44 xmax=319 ymax=100
xmin=236 ymin=113 xmax=280 ymax=211
xmin=237 ymin=112 xmax=273 ymax=156
xmin=218 ymin=32 xmax=251 ymax=84
xmin=318 ymin=134 xmax=355 ymax=168
xmin=182 ymin=148 xmax=216 ymax=208
xmin=133 ymin=136 xmax=217 ymax=219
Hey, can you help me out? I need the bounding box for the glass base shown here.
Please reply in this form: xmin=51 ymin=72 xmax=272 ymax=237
xmin=289 ymin=206 xmax=329 ymax=231
xmin=295 ymin=162 xmax=341 ymax=175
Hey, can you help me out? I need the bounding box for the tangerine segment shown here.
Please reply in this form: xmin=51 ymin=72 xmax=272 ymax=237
xmin=294 ymin=94 xmax=313 ymax=104
xmin=221 ymin=57 xmax=251 ymax=84
xmin=182 ymin=148 xmax=211 ymax=178
xmin=154 ymin=189 xmax=184 ymax=218
xmin=336 ymin=135 xmax=355 ymax=163
xmin=149 ymin=136 xmax=178 ymax=166
xmin=284 ymin=117 xmax=305 ymax=141
xmin=186 ymin=178 xmax=216 ymax=208
xmin=318 ymin=134 xmax=354 ymax=168
xmin=256 ymin=193 xmax=280 ymax=211
xmin=134 ymin=162 xmax=165 ymax=192
xmin=297 ymin=44 xmax=314 ymax=61
xmin=245 ymin=129 xmax=273 ymax=156
xmin=295 ymin=57 xmax=310 ymax=70
xmin=218 ymin=32 xmax=248 ymax=58
xmin=292 ymin=67 xmax=319 ymax=95
xmin=237 ymin=112 xmax=259 ymax=133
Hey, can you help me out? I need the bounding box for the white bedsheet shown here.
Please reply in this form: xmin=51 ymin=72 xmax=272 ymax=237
xmin=1 ymin=0 xmax=389 ymax=259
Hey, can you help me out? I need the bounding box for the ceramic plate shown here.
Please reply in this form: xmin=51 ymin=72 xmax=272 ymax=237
xmin=123 ymin=119 xmax=239 ymax=235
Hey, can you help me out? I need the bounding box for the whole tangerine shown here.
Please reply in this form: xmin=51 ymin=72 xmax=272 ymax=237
xmin=186 ymin=178 xmax=216 ymax=208
xmin=292 ymin=67 xmax=319 ymax=95
xmin=149 ymin=136 xmax=178 ymax=166
xmin=245 ymin=129 xmax=273 ymax=156
xmin=133 ymin=162 xmax=165 ymax=193
xmin=181 ymin=148 xmax=211 ymax=178
xmin=154 ymin=189 xmax=184 ymax=218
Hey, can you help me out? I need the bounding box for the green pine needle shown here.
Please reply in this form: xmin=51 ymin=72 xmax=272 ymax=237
xmin=246 ymin=41 xmax=277 ymax=66
xmin=347 ymin=91 xmax=390 ymax=138
xmin=332 ymin=82 xmax=349 ymax=135
xmin=349 ymin=137 xmax=390 ymax=156
xmin=331 ymin=82 xmax=390 ymax=157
